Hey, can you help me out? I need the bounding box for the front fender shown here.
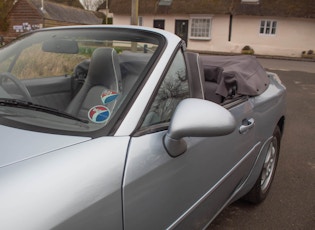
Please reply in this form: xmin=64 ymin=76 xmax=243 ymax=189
xmin=0 ymin=136 xmax=129 ymax=230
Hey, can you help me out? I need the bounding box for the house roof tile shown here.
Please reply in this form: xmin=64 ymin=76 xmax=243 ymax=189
xmin=28 ymin=0 xmax=103 ymax=24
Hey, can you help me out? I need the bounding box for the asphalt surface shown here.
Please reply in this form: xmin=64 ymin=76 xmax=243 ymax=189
xmin=207 ymin=59 xmax=315 ymax=229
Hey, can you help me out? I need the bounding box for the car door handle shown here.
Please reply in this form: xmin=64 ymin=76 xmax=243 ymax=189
xmin=239 ymin=118 xmax=255 ymax=134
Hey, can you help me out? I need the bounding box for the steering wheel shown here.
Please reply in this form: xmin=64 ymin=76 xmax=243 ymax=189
xmin=0 ymin=72 xmax=32 ymax=102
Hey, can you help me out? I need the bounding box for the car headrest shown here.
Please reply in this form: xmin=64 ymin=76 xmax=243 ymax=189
xmin=86 ymin=47 xmax=122 ymax=91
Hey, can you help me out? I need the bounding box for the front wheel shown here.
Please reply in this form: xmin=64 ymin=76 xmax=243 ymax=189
xmin=243 ymin=126 xmax=281 ymax=204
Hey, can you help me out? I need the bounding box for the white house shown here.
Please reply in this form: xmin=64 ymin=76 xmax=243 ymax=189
xmin=103 ymin=0 xmax=315 ymax=57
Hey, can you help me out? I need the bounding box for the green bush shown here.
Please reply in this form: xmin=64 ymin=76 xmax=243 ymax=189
xmin=241 ymin=45 xmax=254 ymax=55
xmin=301 ymin=49 xmax=315 ymax=59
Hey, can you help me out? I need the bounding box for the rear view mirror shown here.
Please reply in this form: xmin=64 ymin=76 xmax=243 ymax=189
xmin=42 ymin=39 xmax=79 ymax=54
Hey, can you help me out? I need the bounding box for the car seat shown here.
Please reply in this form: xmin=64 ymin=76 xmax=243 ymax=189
xmin=66 ymin=47 xmax=122 ymax=121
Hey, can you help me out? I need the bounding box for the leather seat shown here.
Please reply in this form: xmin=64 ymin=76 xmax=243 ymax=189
xmin=66 ymin=47 xmax=122 ymax=120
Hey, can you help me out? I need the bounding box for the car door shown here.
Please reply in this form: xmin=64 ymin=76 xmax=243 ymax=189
xmin=123 ymin=49 xmax=261 ymax=229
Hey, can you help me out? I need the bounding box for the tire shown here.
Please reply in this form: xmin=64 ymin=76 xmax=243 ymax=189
xmin=243 ymin=126 xmax=281 ymax=204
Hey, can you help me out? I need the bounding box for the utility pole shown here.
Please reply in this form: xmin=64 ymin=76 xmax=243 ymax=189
xmin=131 ymin=0 xmax=139 ymax=25
xmin=131 ymin=0 xmax=139 ymax=51
xmin=105 ymin=0 xmax=109 ymax=24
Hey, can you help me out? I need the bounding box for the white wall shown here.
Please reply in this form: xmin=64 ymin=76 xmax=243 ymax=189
xmin=231 ymin=16 xmax=315 ymax=57
xmin=112 ymin=14 xmax=315 ymax=57
xmin=187 ymin=15 xmax=232 ymax=53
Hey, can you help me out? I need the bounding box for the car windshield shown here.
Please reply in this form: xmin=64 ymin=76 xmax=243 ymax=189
xmin=0 ymin=27 xmax=164 ymax=135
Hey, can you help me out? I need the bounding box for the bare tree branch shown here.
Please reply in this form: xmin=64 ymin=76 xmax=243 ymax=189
xmin=80 ymin=0 xmax=105 ymax=10
xmin=0 ymin=0 xmax=15 ymax=31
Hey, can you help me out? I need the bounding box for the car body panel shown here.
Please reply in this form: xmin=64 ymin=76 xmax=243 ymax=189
xmin=0 ymin=136 xmax=129 ymax=230
xmin=0 ymin=124 xmax=89 ymax=167
xmin=123 ymin=99 xmax=261 ymax=229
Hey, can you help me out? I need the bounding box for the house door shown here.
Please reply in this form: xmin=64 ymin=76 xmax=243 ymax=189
xmin=175 ymin=20 xmax=189 ymax=45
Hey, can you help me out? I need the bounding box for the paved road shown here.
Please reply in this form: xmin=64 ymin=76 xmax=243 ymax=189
xmin=208 ymin=59 xmax=315 ymax=229
xmin=258 ymin=58 xmax=315 ymax=74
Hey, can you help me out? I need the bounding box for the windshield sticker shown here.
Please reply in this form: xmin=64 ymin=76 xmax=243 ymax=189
xmin=88 ymin=105 xmax=110 ymax=123
xmin=101 ymin=90 xmax=119 ymax=104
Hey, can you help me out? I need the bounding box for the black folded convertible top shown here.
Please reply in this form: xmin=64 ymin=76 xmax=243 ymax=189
xmin=200 ymin=55 xmax=270 ymax=97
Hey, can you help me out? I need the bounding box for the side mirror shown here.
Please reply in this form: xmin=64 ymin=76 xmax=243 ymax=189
xmin=164 ymin=98 xmax=236 ymax=157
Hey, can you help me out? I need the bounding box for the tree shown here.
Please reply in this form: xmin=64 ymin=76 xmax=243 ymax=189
xmin=0 ymin=0 xmax=15 ymax=31
xmin=50 ymin=0 xmax=84 ymax=9
xmin=80 ymin=0 xmax=105 ymax=11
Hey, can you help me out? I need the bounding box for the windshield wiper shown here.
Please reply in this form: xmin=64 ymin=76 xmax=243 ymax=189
xmin=0 ymin=98 xmax=88 ymax=123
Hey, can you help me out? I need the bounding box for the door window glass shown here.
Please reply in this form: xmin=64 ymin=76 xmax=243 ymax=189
xmin=141 ymin=49 xmax=189 ymax=128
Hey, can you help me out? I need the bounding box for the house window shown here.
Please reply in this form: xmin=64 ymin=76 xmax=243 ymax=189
xmin=190 ymin=17 xmax=212 ymax=40
xmin=260 ymin=20 xmax=277 ymax=35
xmin=154 ymin=19 xmax=165 ymax=29
xmin=138 ymin=16 xmax=143 ymax=26
xmin=159 ymin=0 xmax=173 ymax=6
xmin=241 ymin=0 xmax=259 ymax=4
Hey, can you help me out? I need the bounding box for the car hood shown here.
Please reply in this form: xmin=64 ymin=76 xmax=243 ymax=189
xmin=0 ymin=125 xmax=129 ymax=230
xmin=0 ymin=125 xmax=90 ymax=168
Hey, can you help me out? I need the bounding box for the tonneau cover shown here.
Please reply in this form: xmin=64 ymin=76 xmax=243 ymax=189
xmin=200 ymin=55 xmax=270 ymax=97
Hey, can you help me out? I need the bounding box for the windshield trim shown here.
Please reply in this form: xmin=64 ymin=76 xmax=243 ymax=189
xmin=0 ymin=27 xmax=167 ymax=137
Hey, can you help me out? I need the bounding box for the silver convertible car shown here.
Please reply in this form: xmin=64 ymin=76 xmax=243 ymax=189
xmin=0 ymin=26 xmax=286 ymax=229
